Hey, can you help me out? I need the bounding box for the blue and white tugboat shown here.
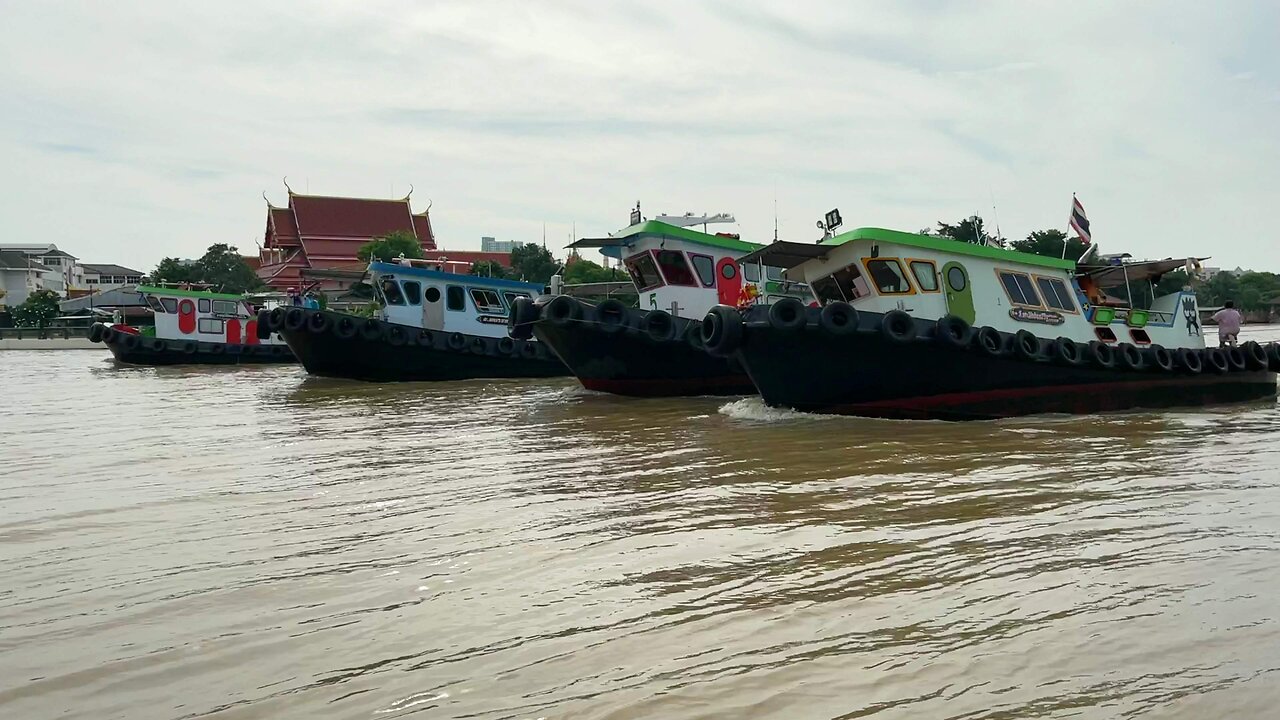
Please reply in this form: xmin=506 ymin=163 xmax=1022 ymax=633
xmin=259 ymin=258 xmax=566 ymax=381
xmin=701 ymin=212 xmax=1279 ymax=420
xmin=510 ymin=206 xmax=811 ymax=396
xmin=90 ymin=285 xmax=294 ymax=365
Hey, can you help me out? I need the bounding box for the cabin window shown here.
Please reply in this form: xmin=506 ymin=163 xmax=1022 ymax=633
xmin=145 ymin=296 xmax=164 ymax=313
xmin=403 ymin=281 xmax=422 ymax=305
xmin=909 ymin=261 xmax=939 ymax=292
xmin=998 ymin=270 xmax=1042 ymax=307
xmin=446 ymin=285 xmax=465 ymax=311
xmin=198 ymin=298 xmax=211 ymax=312
xmin=212 ymin=300 xmax=238 ymax=315
xmin=198 ymin=318 xmax=224 ymax=334
xmin=812 ymin=263 xmax=870 ymax=303
xmin=689 ymin=254 xmax=716 ymax=287
xmin=425 ymin=286 xmax=441 ymax=303
xmin=864 ymin=259 xmax=913 ymax=295
xmin=624 ymin=253 xmax=664 ymax=291
xmin=470 ymin=288 xmax=505 ymax=314
xmin=654 ymin=250 xmax=697 ymax=287
xmin=766 ymin=266 xmax=784 ymax=282
xmin=503 ymin=291 xmax=530 ymax=307
xmin=380 ymin=277 xmax=406 ymax=305
xmin=160 ymin=297 xmax=178 ymax=314
xmin=947 ymin=266 xmax=967 ymax=292
xmin=742 ymin=263 xmax=760 ymax=283
xmin=1034 ymin=276 xmax=1076 ymax=313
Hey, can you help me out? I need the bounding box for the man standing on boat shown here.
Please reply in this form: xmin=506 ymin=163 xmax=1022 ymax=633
xmin=1213 ymin=301 xmax=1243 ymax=347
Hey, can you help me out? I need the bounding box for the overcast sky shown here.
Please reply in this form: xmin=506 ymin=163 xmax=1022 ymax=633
xmin=3 ymin=1 xmax=1278 ymax=272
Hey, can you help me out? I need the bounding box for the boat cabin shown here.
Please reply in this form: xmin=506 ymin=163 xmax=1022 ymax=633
xmin=137 ymin=285 xmax=287 ymax=346
xmin=369 ymin=259 xmax=543 ymax=338
xmin=741 ymin=225 xmax=1207 ymax=349
xmin=567 ymin=213 xmax=810 ymax=319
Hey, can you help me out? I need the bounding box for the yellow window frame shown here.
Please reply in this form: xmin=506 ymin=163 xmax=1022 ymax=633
xmin=861 ymin=257 xmax=916 ymax=296
xmin=995 ymin=268 xmax=1044 ymax=309
xmin=1031 ymin=274 xmax=1080 ymax=314
xmin=905 ymin=258 xmax=940 ymax=293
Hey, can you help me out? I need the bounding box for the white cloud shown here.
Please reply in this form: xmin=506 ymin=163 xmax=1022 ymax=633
xmin=1 ymin=0 xmax=1277 ymax=270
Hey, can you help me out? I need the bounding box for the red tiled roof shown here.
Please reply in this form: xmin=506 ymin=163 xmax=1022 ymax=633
xmin=413 ymin=213 xmax=437 ymax=249
xmin=422 ymin=250 xmax=512 ymax=268
xmin=290 ymin=195 xmax=415 ymax=238
xmin=242 ymin=255 xmax=261 ymax=271
xmin=302 ymin=239 xmax=368 ymax=261
xmin=269 ymin=208 xmax=299 ymax=243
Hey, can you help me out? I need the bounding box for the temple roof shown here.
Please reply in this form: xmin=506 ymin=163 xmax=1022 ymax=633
xmin=289 ymin=194 xmax=416 ymax=239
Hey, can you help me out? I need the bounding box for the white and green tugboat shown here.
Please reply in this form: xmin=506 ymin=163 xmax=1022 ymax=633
xmin=701 ymin=217 xmax=1279 ymax=420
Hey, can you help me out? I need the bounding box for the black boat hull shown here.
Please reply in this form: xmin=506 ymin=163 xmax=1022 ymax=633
xmin=521 ymin=297 xmax=755 ymax=397
xmin=709 ymin=306 xmax=1278 ymax=420
xmin=266 ymin=308 xmax=567 ymax=382
xmin=92 ymin=324 xmax=295 ymax=366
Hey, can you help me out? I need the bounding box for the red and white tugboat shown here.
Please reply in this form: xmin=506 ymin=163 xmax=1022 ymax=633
xmin=510 ymin=206 xmax=810 ymax=396
xmin=702 ymin=214 xmax=1279 ymax=420
xmin=89 ymin=285 xmax=294 ymax=365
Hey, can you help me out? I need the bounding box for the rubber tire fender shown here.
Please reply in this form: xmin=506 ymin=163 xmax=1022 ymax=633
xmin=508 ymin=297 xmax=538 ymax=340
xmin=643 ymin=310 xmax=677 ymax=342
xmin=701 ymin=305 xmax=744 ymax=357
xmin=284 ymin=308 xmax=307 ymax=332
xmin=307 ymin=311 xmax=331 ymax=334
xmin=686 ymin=322 xmax=705 ymax=352
xmin=1117 ymin=343 xmax=1145 ymax=371
xmin=498 ymin=337 xmax=516 ymax=354
xmin=1013 ymin=330 xmax=1040 ymax=361
xmin=386 ymin=325 xmax=407 ymax=346
xmin=416 ymin=329 xmax=434 ymax=347
xmin=470 ymin=337 xmax=488 ymax=354
xmin=819 ymin=302 xmax=859 ymax=336
xmin=334 ymin=316 xmax=358 ymax=340
xmin=255 ymin=310 xmax=273 ymax=339
xmin=973 ymin=326 xmax=1007 ymax=357
xmin=768 ymin=297 xmax=807 ymax=332
xmin=448 ymin=332 xmax=467 ymax=351
xmin=268 ymin=307 xmax=287 ymax=331
xmin=933 ymin=314 xmax=972 ymax=349
xmin=1203 ymin=347 xmax=1230 ymax=374
xmin=518 ymin=340 xmax=538 ymax=359
xmin=1052 ymin=337 xmax=1084 ymax=366
xmin=1087 ymin=340 xmax=1116 ymax=369
xmin=1240 ymin=341 xmax=1268 ymax=370
xmin=1145 ymin=344 xmax=1175 ymax=372
xmin=121 ymin=333 xmax=140 ymax=351
xmin=595 ymin=299 xmax=630 ymax=334
xmin=1177 ymin=347 xmax=1202 ymax=374
xmin=359 ymin=319 xmax=384 ymax=342
xmin=1267 ymin=343 xmax=1280 ymax=371
xmin=880 ymin=310 xmax=915 ymax=343
xmin=182 ymin=341 xmax=197 ymax=355
xmin=1224 ymin=346 xmax=1248 ymax=372
xmin=544 ymin=296 xmax=582 ymax=326
xmin=152 ymin=338 xmax=168 ymax=353
xmin=100 ymin=326 xmax=118 ymax=344
xmin=88 ymin=323 xmax=104 ymax=343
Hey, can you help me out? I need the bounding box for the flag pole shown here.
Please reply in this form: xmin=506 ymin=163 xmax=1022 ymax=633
xmin=1062 ymin=192 xmax=1074 ymax=260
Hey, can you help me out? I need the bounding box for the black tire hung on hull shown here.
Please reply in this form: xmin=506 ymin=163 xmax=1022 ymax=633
xmin=880 ymin=310 xmax=915 ymax=343
xmin=334 ymin=316 xmax=358 ymax=340
xmin=255 ymin=310 xmax=273 ymax=339
xmin=359 ymin=319 xmax=383 ymax=342
xmin=1052 ymin=337 xmax=1085 ymax=366
xmin=88 ymin=323 xmax=104 ymax=342
xmin=508 ymin=297 xmax=538 ymax=340
xmin=307 ymin=312 xmax=331 ymax=334
xmin=1146 ymin=344 xmax=1175 ymax=372
xmin=268 ymin=307 xmax=287 ymax=331
xmin=101 ymin=326 xmax=118 ymax=344
xmin=285 ymin=308 xmax=307 ymax=332
xmin=595 ymin=299 xmax=630 ymax=333
xmin=182 ymin=341 xmax=197 ymax=354
xmin=470 ymin=337 xmax=487 ymax=354
xmin=1013 ymin=330 xmax=1040 ymax=361
xmin=686 ymin=323 xmax=705 ymax=351
xmin=1117 ymin=343 xmax=1145 ymax=371
xmin=933 ymin=314 xmax=972 ymax=349
xmin=818 ymin=302 xmax=858 ymax=335
xmin=973 ymin=326 xmax=1006 ymax=357
xmin=1224 ymin=346 xmax=1248 ymax=372
xmin=1267 ymin=342 xmax=1280 ymax=371
xmin=768 ymin=298 xmax=807 ymax=332
xmin=121 ymin=333 xmax=140 ymax=351
xmin=701 ymin=305 xmax=743 ymax=357
xmin=152 ymin=339 xmax=168 ymax=353
xmin=416 ymin=329 xmax=433 ymax=347
xmin=1241 ymin=341 xmax=1269 ymax=370
xmin=1087 ymin=340 xmax=1115 ymax=369
xmin=544 ymin=296 xmax=581 ymax=326
xmin=448 ymin=332 xmax=467 ymax=350
xmin=497 ymin=337 xmax=516 ymax=354
xmin=1203 ymin=347 xmax=1230 ymax=374
xmin=643 ymin=310 xmax=677 ymax=342
xmin=1177 ymin=347 xmax=1203 ymax=374
xmin=386 ymin=325 xmax=407 ymax=346
xmin=208 ymin=343 xmax=224 ymax=355
xmin=519 ymin=341 xmax=538 ymax=359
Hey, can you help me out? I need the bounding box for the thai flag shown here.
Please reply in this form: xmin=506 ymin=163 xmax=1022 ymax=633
xmin=1069 ymin=195 xmax=1091 ymax=244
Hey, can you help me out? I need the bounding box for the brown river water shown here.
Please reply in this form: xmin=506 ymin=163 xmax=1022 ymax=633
xmin=3 ymin=327 xmax=1280 ymax=719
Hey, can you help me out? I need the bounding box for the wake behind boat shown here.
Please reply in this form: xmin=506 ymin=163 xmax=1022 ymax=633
xmin=259 ymin=259 xmax=567 ymax=381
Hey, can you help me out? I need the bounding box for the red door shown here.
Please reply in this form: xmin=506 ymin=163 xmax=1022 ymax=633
xmin=225 ymin=318 xmax=241 ymax=345
xmin=244 ymin=320 xmax=260 ymax=345
xmin=715 ymin=257 xmax=742 ymax=306
xmin=177 ymin=299 xmax=196 ymax=334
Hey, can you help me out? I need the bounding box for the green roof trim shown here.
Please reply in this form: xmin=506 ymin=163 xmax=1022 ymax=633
xmin=613 ymin=220 xmax=762 ymax=253
xmin=825 ymin=227 xmax=1077 ymax=271
xmin=136 ymin=285 xmax=247 ymax=301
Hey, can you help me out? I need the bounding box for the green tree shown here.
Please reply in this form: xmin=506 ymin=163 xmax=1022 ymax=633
xmin=469 ymin=261 xmax=508 ymax=279
xmin=933 ymin=216 xmax=1005 ymax=247
xmin=11 ymin=289 xmax=60 ymax=327
xmin=150 ymin=257 xmax=199 ymax=285
xmin=509 ymin=243 xmax=560 ymax=284
xmin=357 ymin=230 xmax=423 ymax=263
xmin=1154 ymin=269 xmax=1191 ymax=298
xmin=150 ymin=244 xmax=263 ymax=294
xmin=1009 ymin=229 xmax=1088 ymax=261
xmin=562 ymin=257 xmax=625 ymax=284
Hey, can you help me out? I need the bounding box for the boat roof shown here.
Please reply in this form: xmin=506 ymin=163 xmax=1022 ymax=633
xmin=570 ymin=220 xmax=760 ymax=257
xmin=136 ymin=285 xmax=247 ymax=301
xmin=368 ymin=261 xmax=544 ymax=292
xmin=738 ymin=227 xmax=1078 ymax=272
xmin=1079 ymin=257 xmax=1208 ymax=287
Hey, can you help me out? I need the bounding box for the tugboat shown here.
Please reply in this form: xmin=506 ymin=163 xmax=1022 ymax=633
xmin=89 ymin=285 xmax=295 ymax=365
xmin=258 ymin=258 xmax=567 ymax=381
xmin=510 ymin=206 xmax=811 ymax=396
xmin=701 ymin=216 xmax=1279 ymax=420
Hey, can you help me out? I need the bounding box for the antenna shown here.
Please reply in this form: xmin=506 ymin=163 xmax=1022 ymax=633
xmin=773 ymin=185 xmax=779 ymax=242
xmin=989 ymin=188 xmax=1002 ymax=245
